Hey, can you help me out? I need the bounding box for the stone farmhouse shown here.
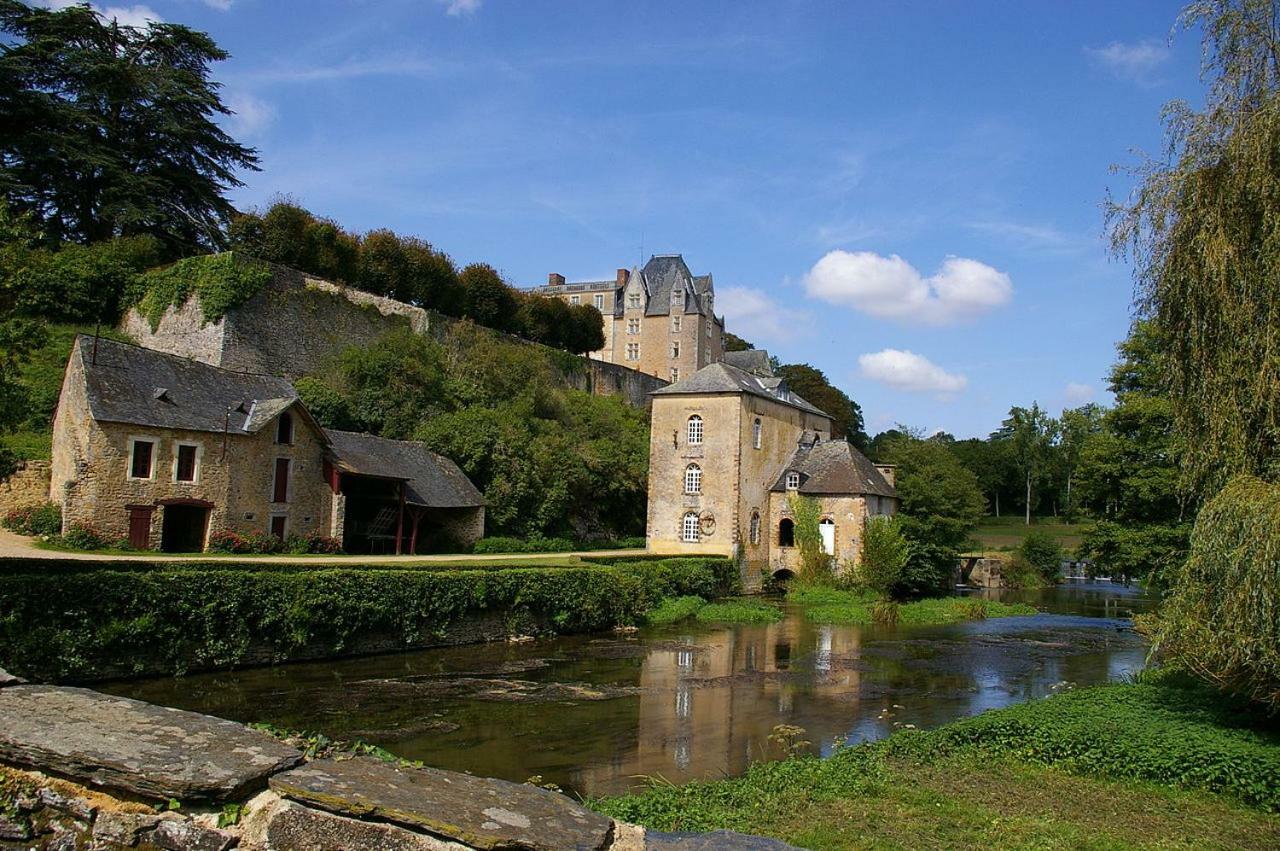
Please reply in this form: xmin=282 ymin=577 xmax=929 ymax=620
xmin=529 ymin=254 xmax=726 ymax=382
xmin=645 ymin=351 xmax=898 ymax=587
xmin=49 ymin=335 xmax=483 ymax=553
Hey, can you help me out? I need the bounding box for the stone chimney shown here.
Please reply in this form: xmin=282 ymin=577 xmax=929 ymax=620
xmin=875 ymin=464 xmax=896 ymax=488
xmin=616 ymin=268 xmax=628 ymax=287
xmin=548 ymin=273 xmax=565 ymax=287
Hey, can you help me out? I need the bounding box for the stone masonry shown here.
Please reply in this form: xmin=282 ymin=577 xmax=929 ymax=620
xmin=0 ymin=460 xmax=52 ymax=515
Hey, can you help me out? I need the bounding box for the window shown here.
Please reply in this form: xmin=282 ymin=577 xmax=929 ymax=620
xmin=174 ymin=444 xmax=198 ymax=483
xmin=276 ymin=412 xmax=293 ymax=445
xmin=570 ymin=295 xmax=580 ymax=305
xmin=671 ymin=341 xmax=680 ymax=358
xmin=682 ymin=512 xmax=700 ymax=543
xmin=625 ymin=342 xmax=640 ymax=361
xmin=753 ymin=418 xmax=762 ymax=450
xmin=670 ymin=367 xmax=679 ymax=382
xmin=627 ymin=318 xmax=640 ymax=334
xmin=749 ymin=511 xmax=761 ymax=545
xmin=706 ymin=322 xmax=712 ymax=338
xmin=687 ymin=415 xmax=703 ymax=445
xmin=779 ymin=518 xmax=795 ymax=547
xmin=672 ymin=315 xmax=681 ymax=332
xmin=684 ymin=464 xmax=701 ymax=494
xmin=628 ymin=293 xmax=641 ymax=309
xmin=128 ymin=439 xmax=155 ymax=480
xmin=594 ymin=294 xmax=604 ymax=310
xmin=272 ymin=458 xmax=290 ymax=503
xmin=819 ymin=518 xmax=836 ymax=555
xmin=785 ymin=471 xmax=800 ymax=490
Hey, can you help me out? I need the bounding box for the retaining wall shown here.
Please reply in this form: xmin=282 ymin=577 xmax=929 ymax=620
xmin=0 ymin=461 xmax=52 ymax=515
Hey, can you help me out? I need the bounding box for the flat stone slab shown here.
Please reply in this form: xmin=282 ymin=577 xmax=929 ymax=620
xmin=270 ymin=756 xmax=614 ymax=850
xmin=0 ymin=685 xmax=302 ymax=802
xmin=645 ymin=830 xmax=804 ymax=850
xmin=0 ymin=667 xmax=24 ymax=687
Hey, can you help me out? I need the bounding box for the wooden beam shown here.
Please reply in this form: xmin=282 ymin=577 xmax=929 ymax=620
xmin=395 ymin=483 xmax=405 ymax=555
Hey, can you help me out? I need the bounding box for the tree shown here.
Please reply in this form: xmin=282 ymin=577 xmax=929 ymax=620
xmin=0 ymin=1 xmax=258 ymax=249
xmin=992 ymin=403 xmax=1057 ymax=524
xmin=723 ymin=332 xmax=754 ymax=352
xmin=775 ymin=363 xmax=867 ymax=448
xmin=950 ymin=437 xmax=1018 ymax=517
xmin=858 ymin=515 xmax=909 ymax=598
xmin=1056 ymin=404 xmax=1105 ymax=519
xmin=458 ymin=263 xmax=520 ymax=333
xmin=229 ymin=202 xmax=359 ymax=284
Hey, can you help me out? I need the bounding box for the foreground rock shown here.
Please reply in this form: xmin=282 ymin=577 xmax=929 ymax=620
xmin=270 ymin=756 xmax=615 ymax=850
xmin=0 ymin=666 xmax=24 ymax=687
xmin=0 ymin=685 xmax=302 ymax=802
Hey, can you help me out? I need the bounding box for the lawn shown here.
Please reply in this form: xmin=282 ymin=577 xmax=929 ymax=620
xmin=969 ymin=515 xmax=1093 ymax=552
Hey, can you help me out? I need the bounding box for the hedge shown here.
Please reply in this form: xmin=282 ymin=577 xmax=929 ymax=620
xmin=0 ymin=557 xmax=735 ymax=682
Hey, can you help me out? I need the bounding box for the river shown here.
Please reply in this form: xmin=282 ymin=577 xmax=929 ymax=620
xmin=99 ymin=581 xmax=1155 ymax=798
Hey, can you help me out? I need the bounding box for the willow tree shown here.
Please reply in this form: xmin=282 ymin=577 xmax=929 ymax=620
xmin=1108 ymin=0 xmax=1280 ymax=496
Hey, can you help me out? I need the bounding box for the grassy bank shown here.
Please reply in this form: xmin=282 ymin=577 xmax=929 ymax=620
xmin=787 ymin=586 xmax=1037 ymax=626
xmin=970 ymin=515 xmax=1092 ymax=552
xmin=596 ymin=673 xmax=1280 ymax=849
xmin=0 ymin=556 xmax=734 ymax=681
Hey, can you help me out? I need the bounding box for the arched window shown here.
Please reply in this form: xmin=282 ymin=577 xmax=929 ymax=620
xmin=682 ymin=512 xmax=700 ymax=543
xmin=276 ymin=411 xmax=294 ymax=445
xmin=749 ymin=511 xmax=761 ymax=545
xmin=753 ymin=418 xmax=762 ymax=450
xmin=778 ymin=518 xmax=795 ymax=547
xmin=785 ymin=471 xmax=800 ymax=490
xmin=684 ymin=464 xmax=702 ymax=494
xmin=687 ymin=415 xmax=703 ymax=445
xmin=819 ymin=518 xmax=836 ymax=555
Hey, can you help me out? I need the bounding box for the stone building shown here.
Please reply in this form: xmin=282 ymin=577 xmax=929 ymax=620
xmin=49 ymin=335 xmax=483 ymax=553
xmin=644 ymin=354 xmax=897 ymax=587
xmin=528 ymin=254 xmax=726 ymax=382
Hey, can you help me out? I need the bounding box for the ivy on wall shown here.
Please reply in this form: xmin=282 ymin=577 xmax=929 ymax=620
xmin=134 ymin=252 xmax=274 ymax=330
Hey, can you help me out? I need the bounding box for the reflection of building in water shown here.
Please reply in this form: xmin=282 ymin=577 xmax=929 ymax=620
xmin=572 ymin=618 xmax=865 ymax=792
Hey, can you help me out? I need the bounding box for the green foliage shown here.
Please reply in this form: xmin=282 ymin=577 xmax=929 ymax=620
xmin=472 ymin=536 xmax=574 ymax=554
xmin=228 ymin=202 xmax=359 ymax=284
xmin=791 ymin=586 xmax=1034 ymax=626
xmin=1017 ymin=529 xmax=1063 ymax=581
xmin=991 ymin=403 xmax=1058 ymax=523
xmin=293 ymin=376 xmax=357 ymax=431
xmin=869 ymin=599 xmax=900 ymax=626
xmin=4 ymin=236 xmax=165 ymax=323
xmin=59 ymin=522 xmax=114 ymax=551
xmin=328 ymin=328 xmax=447 ymax=438
xmin=1 ymin=324 xmax=128 ymax=440
xmin=1 ymin=502 xmax=60 ymax=537
xmin=1079 ymin=520 xmax=1190 ymax=589
xmin=773 ymin=363 xmax=867 ymax=448
xmin=787 ymin=493 xmax=830 ymax=584
xmin=695 ymin=597 xmax=784 ymax=624
xmin=858 ymin=515 xmax=909 ymax=597
xmin=644 ymin=595 xmax=707 ymax=625
xmin=135 ymin=253 xmax=274 ymax=330
xmin=0 ymin=557 xmax=736 ymax=681
xmin=0 ymin=1 xmax=258 ymax=248
xmin=1153 ymin=475 xmax=1280 ymax=711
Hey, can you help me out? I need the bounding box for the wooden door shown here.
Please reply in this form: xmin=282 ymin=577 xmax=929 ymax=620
xmin=127 ymin=506 xmax=153 ymax=550
xmin=270 ymin=515 xmax=287 ymax=540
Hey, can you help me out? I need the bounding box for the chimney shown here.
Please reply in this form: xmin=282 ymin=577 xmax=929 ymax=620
xmin=616 ymin=268 xmax=628 ymax=287
xmin=548 ymin=273 xmax=565 ymax=287
xmin=875 ymin=464 xmax=896 ymax=488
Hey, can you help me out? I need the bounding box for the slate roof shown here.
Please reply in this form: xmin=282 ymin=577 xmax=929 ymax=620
xmin=720 ymin=349 xmax=773 ymax=377
xmin=75 ymin=335 xmax=307 ymax=435
xmin=651 ymin=360 xmax=828 ymax=417
xmin=770 ymin=438 xmax=898 ymax=498
xmin=324 ymin=429 xmax=484 ymax=508
xmin=525 ymin=255 xmax=718 ymax=320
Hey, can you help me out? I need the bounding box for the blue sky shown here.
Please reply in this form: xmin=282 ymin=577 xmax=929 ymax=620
xmin=56 ymin=0 xmax=1204 ymax=438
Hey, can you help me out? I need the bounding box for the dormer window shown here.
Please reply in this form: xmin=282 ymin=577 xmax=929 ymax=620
xmin=276 ymin=411 xmax=294 ymax=445
xmin=628 ymin=293 xmax=641 ymax=309
xmin=785 ymin=471 xmax=800 ymax=490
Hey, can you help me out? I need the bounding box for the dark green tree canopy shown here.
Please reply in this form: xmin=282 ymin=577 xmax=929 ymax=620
xmin=0 ymin=1 xmax=258 ymax=249
xmin=775 ymin=363 xmax=867 ymax=448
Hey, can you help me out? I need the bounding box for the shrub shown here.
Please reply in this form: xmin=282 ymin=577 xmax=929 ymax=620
xmin=645 ymin=596 xmax=706 ymax=625
xmin=696 ymin=598 xmax=784 ymax=624
xmin=870 ymin=599 xmax=900 ymax=626
xmin=1018 ymin=529 xmax=1063 ymax=581
xmin=285 ymin=532 xmax=344 ymax=555
xmin=1001 ymin=554 xmax=1049 ymax=589
xmin=858 ymin=515 xmax=909 ymax=598
xmin=60 ymin=522 xmax=108 ymax=550
xmin=788 ymin=493 xmax=832 ymax=584
xmin=472 ymin=536 xmax=575 ymax=554
xmin=2 ymin=502 xmax=61 ymax=537
xmin=207 ymin=529 xmax=289 ymax=554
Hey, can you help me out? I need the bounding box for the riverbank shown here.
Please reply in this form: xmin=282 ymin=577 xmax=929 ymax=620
xmin=596 ymin=671 xmax=1280 ymax=849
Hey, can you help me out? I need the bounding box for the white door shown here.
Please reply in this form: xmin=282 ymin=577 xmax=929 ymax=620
xmin=819 ymin=519 xmax=835 ymax=555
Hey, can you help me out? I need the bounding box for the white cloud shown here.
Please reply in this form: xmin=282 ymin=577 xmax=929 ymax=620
xmin=717 ymin=286 xmax=809 ymax=344
xmin=202 ymin=0 xmax=234 ymax=9
xmin=438 ymin=0 xmax=481 ymax=15
xmin=223 ymin=91 xmax=276 ymax=139
xmin=1064 ymin=382 xmax=1095 ymax=405
xmin=803 ymin=250 xmax=1012 ymax=325
xmin=858 ymin=349 xmax=967 ymax=396
xmin=1085 ymin=39 xmax=1170 ymax=83
xmin=40 ymin=1 xmax=162 ymax=26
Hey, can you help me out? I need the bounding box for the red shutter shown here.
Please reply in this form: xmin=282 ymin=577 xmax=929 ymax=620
xmin=273 ymin=458 xmax=289 ymax=503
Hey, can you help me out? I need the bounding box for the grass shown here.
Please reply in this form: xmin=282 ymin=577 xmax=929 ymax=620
xmin=787 ymin=585 xmax=1037 ymax=626
xmin=0 ymin=430 xmax=51 ymax=462
xmin=969 ymin=515 xmax=1093 ymax=552
xmin=595 ymin=673 xmax=1280 ymax=849
xmin=645 ymin=595 xmax=707 ymax=625
xmin=695 ymin=597 xmax=784 ymax=624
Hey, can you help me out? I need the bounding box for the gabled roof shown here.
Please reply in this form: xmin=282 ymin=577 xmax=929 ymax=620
xmin=652 ymin=360 xmax=829 ymax=417
xmin=721 ymin=349 xmax=773 ymax=377
xmin=73 ymin=335 xmax=315 ymax=437
xmin=771 ymin=438 xmax=897 ymax=498
xmin=324 ymin=429 xmax=484 ymax=508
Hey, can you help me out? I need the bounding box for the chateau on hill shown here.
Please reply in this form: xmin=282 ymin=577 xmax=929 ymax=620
xmin=529 ymin=254 xmax=726 ymax=382
xmin=644 ymin=353 xmax=898 ymax=587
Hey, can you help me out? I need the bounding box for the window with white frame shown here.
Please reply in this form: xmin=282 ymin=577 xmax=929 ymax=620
xmin=785 ymin=471 xmax=800 ymax=490
xmin=594 ymin=294 xmax=604 ymax=310
xmin=626 ymin=343 xmax=640 ymax=361
xmin=670 ymin=367 xmax=679 ymax=382
xmin=628 ymin=293 xmax=641 ymax=309
xmin=671 ymin=341 xmax=680 ymax=358
xmin=749 ymin=511 xmax=761 ymax=545
xmin=753 ymin=418 xmax=762 ymax=450
xmin=686 ymin=414 xmax=703 ymax=445
xmin=684 ymin=463 xmax=701 ymax=494
xmin=128 ymin=438 xmax=156 ymax=480
xmin=570 ymin=295 xmax=580 ymax=305
xmin=672 ymin=315 xmax=681 ymax=332
xmin=627 ymin=318 xmax=640 ymax=334
xmin=682 ymin=512 xmax=700 ymax=543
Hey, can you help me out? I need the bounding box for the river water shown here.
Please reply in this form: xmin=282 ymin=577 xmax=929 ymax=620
xmin=99 ymin=582 xmax=1156 ymax=797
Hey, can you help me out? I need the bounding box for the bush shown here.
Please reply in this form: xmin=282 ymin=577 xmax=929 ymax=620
xmin=472 ymin=536 xmax=575 ymax=554
xmin=59 ymin=522 xmax=109 ymax=551
xmin=696 ymin=598 xmax=784 ymax=624
xmin=1153 ymin=475 xmax=1280 ymax=712
xmin=2 ymin=502 xmax=61 ymax=537
xmin=285 ymin=532 xmax=344 ymax=555
xmin=870 ymin=599 xmax=900 ymax=626
xmin=858 ymin=515 xmax=909 ymax=598
xmin=1018 ymin=529 xmax=1063 ymax=581
xmin=0 ymin=557 xmax=737 ymax=681
xmin=645 ymin=596 xmax=706 ymax=625
xmin=207 ymin=529 xmax=287 ymax=554
xmin=1001 ymin=554 xmax=1050 ymax=589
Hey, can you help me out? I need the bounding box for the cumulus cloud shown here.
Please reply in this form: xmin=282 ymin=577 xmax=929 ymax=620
xmin=41 ymin=1 xmax=162 ymax=26
xmin=202 ymin=0 xmax=234 ymax=9
xmin=1064 ymin=382 xmax=1095 ymax=405
xmin=223 ymin=91 xmax=276 ymax=139
xmin=858 ymin=349 xmax=967 ymax=396
xmin=803 ymin=250 xmax=1012 ymax=325
xmin=1086 ymin=39 xmax=1170 ymax=83
xmin=717 ymin=286 xmax=809 ymax=344
xmin=438 ymin=0 xmax=481 ymax=15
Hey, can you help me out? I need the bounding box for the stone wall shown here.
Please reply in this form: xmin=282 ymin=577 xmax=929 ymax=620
xmin=0 ymin=674 xmax=796 ymax=850
xmin=0 ymin=461 xmax=52 ymax=515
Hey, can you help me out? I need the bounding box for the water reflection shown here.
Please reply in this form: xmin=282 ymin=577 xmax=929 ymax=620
xmin=99 ymin=582 xmax=1155 ymax=797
